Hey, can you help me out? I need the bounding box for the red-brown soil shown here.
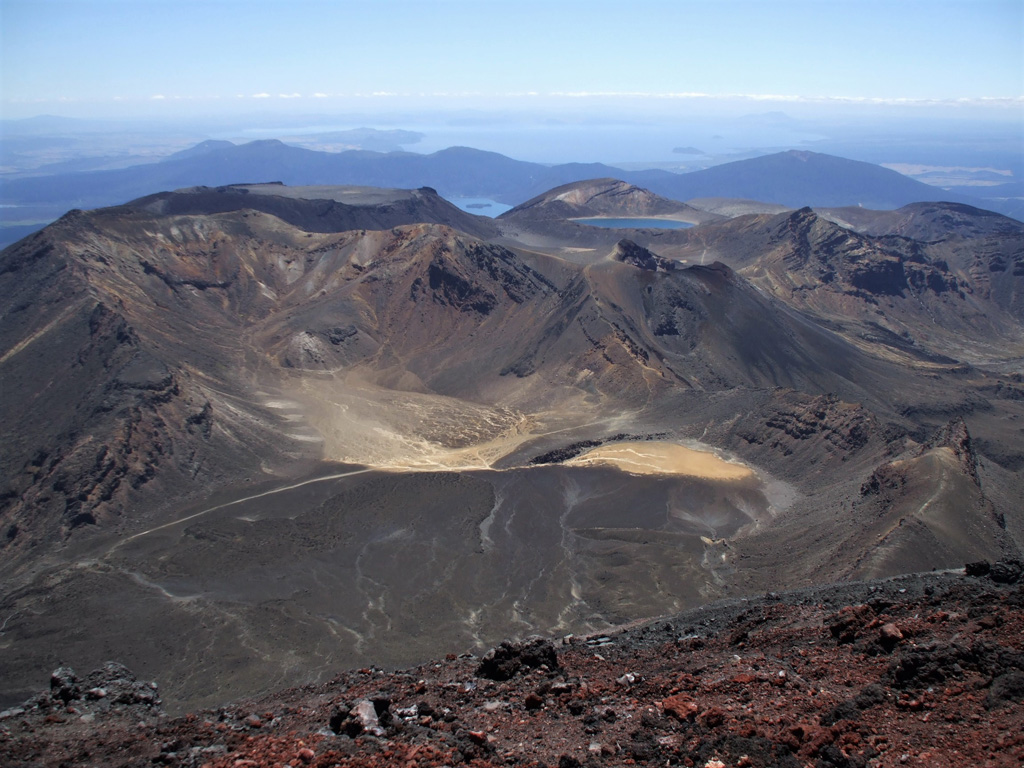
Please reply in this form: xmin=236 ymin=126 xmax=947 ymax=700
xmin=3 ymin=565 xmax=1021 ymax=768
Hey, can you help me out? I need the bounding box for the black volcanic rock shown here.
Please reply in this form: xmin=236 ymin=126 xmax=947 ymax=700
xmin=737 ymin=393 xmax=877 ymax=459
xmin=989 ymin=559 xmax=1023 ymax=584
xmin=821 ymin=202 xmax=1024 ymax=321
xmin=476 ymin=636 xmax=559 ymax=680
xmin=608 ymin=239 xmax=676 ymax=271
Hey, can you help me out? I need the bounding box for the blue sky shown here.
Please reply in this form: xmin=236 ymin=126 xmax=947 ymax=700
xmin=1 ymin=0 xmax=1022 ymax=119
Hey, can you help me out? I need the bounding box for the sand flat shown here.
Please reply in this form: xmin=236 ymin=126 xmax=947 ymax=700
xmin=566 ymin=441 xmax=755 ymax=480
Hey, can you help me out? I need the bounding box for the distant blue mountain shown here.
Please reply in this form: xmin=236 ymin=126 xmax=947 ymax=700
xmin=630 ymin=150 xmax=987 ymax=211
xmin=1 ymin=141 xmax=1011 ymax=228
xmin=0 ymin=140 xmax=622 ymax=210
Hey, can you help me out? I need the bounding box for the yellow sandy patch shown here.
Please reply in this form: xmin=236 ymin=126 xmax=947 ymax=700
xmin=565 ymin=441 xmax=755 ymax=480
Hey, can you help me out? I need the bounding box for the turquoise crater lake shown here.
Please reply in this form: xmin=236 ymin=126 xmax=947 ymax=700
xmin=573 ymin=217 xmax=694 ymax=229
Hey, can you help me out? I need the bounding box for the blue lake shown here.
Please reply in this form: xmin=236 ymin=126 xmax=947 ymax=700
xmin=446 ymin=197 xmax=512 ymax=217
xmin=574 ymin=217 xmax=694 ymax=229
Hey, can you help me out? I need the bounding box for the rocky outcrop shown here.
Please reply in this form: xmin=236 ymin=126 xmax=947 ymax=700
xmin=4 ymin=662 xmax=161 ymax=721
xmin=738 ymin=393 xmax=877 ymax=458
xmin=923 ymin=417 xmax=980 ymax=483
xmin=0 ymin=296 xmax=212 ymax=544
xmin=608 ymin=239 xmax=676 ymax=272
xmin=768 ymin=208 xmax=963 ymax=301
xmin=476 ymin=636 xmax=560 ymax=680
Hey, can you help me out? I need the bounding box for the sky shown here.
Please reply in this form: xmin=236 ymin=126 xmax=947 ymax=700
xmin=1 ymin=0 xmax=1022 ymax=121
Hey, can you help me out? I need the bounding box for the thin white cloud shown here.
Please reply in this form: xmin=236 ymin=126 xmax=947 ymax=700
xmin=543 ymin=91 xmax=1023 ymax=107
xmin=549 ymin=91 xmax=699 ymax=98
xmin=741 ymin=94 xmax=800 ymax=102
xmin=814 ymin=94 xmax=1024 ymax=107
xmin=10 ymin=90 xmax=1018 ymax=112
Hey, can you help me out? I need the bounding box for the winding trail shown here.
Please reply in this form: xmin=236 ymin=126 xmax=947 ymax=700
xmin=0 ymin=300 xmax=87 ymax=365
xmin=111 ymin=468 xmax=377 ymax=551
xmin=109 ymin=421 xmax=745 ymax=558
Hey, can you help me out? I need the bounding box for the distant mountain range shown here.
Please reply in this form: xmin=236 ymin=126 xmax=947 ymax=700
xmin=1 ymin=140 xmax=619 ymax=211
xmin=634 ymin=150 xmax=985 ymax=211
xmin=2 ymin=141 xmax=1017 ymax=251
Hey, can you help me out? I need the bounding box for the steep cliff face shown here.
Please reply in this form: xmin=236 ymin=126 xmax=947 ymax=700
xmin=0 ymin=216 xmax=299 ymax=566
xmin=755 ymin=208 xmax=957 ymax=299
xmin=715 ymin=208 xmax=1024 ymax=365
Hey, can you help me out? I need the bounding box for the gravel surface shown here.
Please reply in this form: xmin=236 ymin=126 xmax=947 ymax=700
xmin=2 ymin=564 xmax=1021 ymax=768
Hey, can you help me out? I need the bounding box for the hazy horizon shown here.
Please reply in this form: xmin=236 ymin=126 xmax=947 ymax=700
xmin=1 ymin=0 xmax=1021 ymax=205
xmin=3 ymin=0 xmax=1020 ymax=121
xmin=3 ymin=0 xmax=1020 ymax=176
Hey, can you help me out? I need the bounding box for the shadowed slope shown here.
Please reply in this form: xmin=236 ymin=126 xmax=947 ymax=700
xmin=669 ymin=207 xmax=1024 ymax=366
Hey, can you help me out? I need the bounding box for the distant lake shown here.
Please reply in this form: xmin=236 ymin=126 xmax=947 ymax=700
xmin=574 ymin=217 xmax=694 ymax=229
xmin=446 ymin=197 xmax=512 ymax=217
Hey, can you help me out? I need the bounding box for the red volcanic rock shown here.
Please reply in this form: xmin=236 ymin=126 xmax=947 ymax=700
xmin=697 ymin=705 xmax=727 ymax=728
xmin=879 ymin=621 xmax=904 ymax=652
xmin=828 ymin=603 xmax=874 ymax=644
xmin=2 ymin=567 xmax=1022 ymax=768
xmin=660 ymin=694 xmax=700 ymax=721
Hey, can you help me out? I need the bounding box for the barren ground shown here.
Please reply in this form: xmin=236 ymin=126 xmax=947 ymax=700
xmin=3 ymin=566 xmax=1021 ymax=768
